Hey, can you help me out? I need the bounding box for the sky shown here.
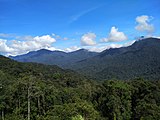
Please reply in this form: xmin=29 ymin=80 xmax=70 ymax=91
xmin=0 ymin=0 xmax=160 ymax=56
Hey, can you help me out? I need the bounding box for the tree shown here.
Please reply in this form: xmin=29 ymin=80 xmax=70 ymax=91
xmin=131 ymin=79 xmax=160 ymax=119
xmin=99 ymin=80 xmax=132 ymax=120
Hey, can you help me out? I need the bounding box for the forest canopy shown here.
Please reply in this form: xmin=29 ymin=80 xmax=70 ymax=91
xmin=0 ymin=55 xmax=160 ymax=120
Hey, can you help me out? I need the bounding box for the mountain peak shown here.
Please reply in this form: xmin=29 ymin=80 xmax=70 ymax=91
xmin=131 ymin=37 xmax=160 ymax=49
xmin=99 ymin=37 xmax=160 ymax=57
xmin=71 ymin=49 xmax=88 ymax=53
xmin=34 ymin=49 xmax=53 ymax=54
xmin=9 ymin=48 xmax=98 ymax=67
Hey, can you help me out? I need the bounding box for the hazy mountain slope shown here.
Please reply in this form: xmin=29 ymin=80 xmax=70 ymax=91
xmin=69 ymin=38 xmax=160 ymax=80
xmin=10 ymin=49 xmax=98 ymax=68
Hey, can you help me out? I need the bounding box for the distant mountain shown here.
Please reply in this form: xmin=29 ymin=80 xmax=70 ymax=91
xmin=9 ymin=38 xmax=160 ymax=80
xmin=69 ymin=38 xmax=160 ymax=80
xmin=10 ymin=49 xmax=98 ymax=68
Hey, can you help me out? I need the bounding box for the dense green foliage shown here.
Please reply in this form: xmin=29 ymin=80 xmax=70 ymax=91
xmin=1 ymin=55 xmax=160 ymax=120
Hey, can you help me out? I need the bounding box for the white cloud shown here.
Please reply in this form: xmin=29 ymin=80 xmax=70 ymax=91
xmin=0 ymin=39 xmax=14 ymax=53
xmin=101 ymin=27 xmax=128 ymax=42
xmin=65 ymin=46 xmax=81 ymax=52
xmin=88 ymin=40 xmax=135 ymax=52
xmin=135 ymin=15 xmax=154 ymax=33
xmin=81 ymin=33 xmax=96 ymax=46
xmin=0 ymin=35 xmax=56 ymax=56
xmin=88 ymin=44 xmax=123 ymax=52
xmin=88 ymin=44 xmax=120 ymax=52
xmin=34 ymin=35 xmax=56 ymax=44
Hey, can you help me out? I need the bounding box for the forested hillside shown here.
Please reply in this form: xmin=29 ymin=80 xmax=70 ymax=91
xmin=0 ymin=55 xmax=160 ymax=120
xmin=69 ymin=38 xmax=160 ymax=80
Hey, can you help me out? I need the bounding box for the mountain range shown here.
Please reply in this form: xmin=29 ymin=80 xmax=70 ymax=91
xmin=10 ymin=37 xmax=160 ymax=80
xmin=10 ymin=48 xmax=98 ymax=68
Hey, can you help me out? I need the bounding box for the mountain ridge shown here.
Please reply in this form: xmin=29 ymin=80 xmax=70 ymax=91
xmin=9 ymin=37 xmax=160 ymax=80
xmin=10 ymin=48 xmax=98 ymax=67
xmin=70 ymin=37 xmax=160 ymax=80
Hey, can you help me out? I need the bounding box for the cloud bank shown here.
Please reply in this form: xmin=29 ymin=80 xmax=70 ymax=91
xmin=0 ymin=35 xmax=56 ymax=56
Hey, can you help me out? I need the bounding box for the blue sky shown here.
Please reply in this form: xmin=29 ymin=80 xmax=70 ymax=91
xmin=0 ymin=0 xmax=160 ymax=56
